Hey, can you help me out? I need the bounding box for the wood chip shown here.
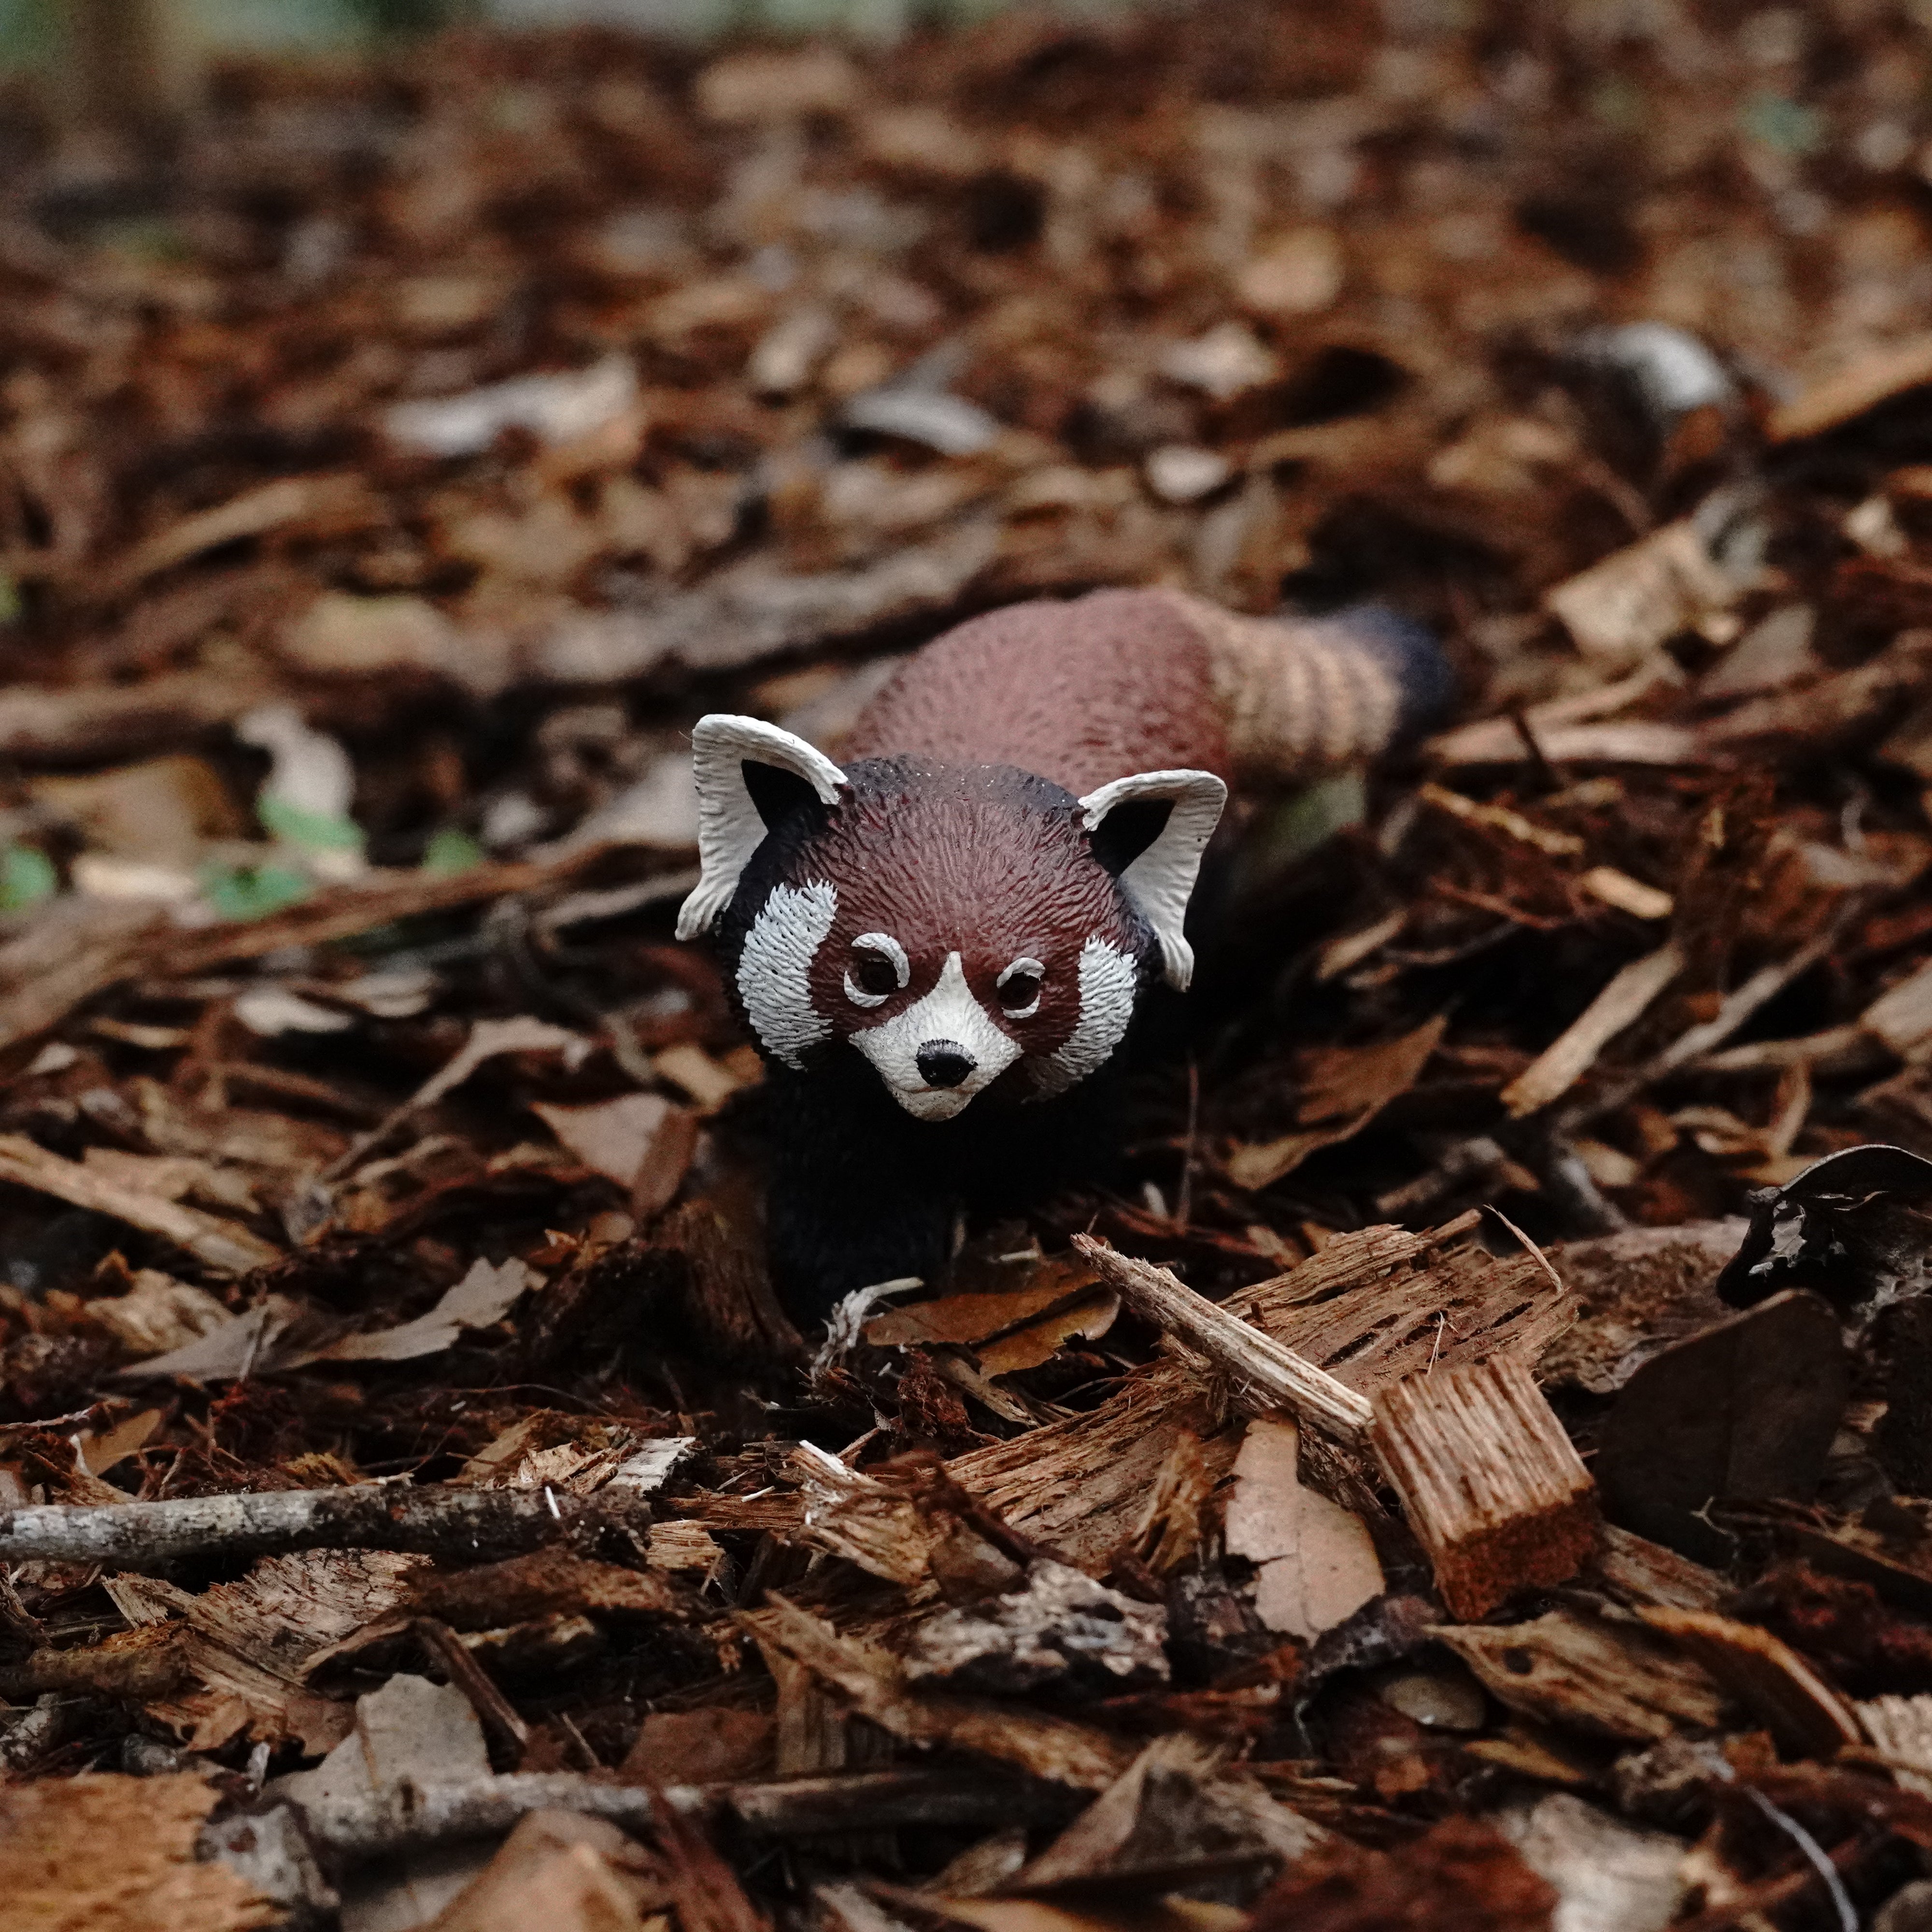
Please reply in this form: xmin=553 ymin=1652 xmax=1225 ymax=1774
xmin=1500 ymin=943 xmax=1682 ymax=1117
xmin=1370 ymin=1356 xmax=1598 ymax=1619
xmin=0 ymin=1774 xmax=278 ymax=1932
xmin=1769 ymin=332 xmax=1932 ymax=442
xmin=1636 ymin=1606 xmax=1860 ymax=1758
xmin=1859 ymin=1695 xmax=1932 ymax=1798
xmin=0 ymin=1133 xmax=279 ymax=1275
xmin=1546 ymin=520 xmax=1737 ymax=668
xmin=1433 ymin=1610 xmax=1728 ymax=1742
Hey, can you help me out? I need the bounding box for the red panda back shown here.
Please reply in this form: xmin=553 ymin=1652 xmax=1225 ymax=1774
xmin=845 ymin=588 xmax=1227 ymax=797
xmin=847 ymin=585 xmax=1424 ymax=797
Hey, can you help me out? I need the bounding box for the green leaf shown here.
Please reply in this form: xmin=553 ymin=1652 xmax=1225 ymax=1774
xmin=202 ymin=862 xmax=313 ymax=923
xmin=421 ymin=827 xmax=484 ymax=877
xmin=0 ymin=844 xmax=57 ymax=911
xmin=1741 ymin=92 xmax=1826 ymax=157
xmin=259 ymin=793 xmax=365 ymax=854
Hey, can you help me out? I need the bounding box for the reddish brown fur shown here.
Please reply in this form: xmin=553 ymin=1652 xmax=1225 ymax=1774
xmin=769 ymin=761 xmax=1140 ymax=1063
xmin=847 ymin=588 xmax=1229 ymax=796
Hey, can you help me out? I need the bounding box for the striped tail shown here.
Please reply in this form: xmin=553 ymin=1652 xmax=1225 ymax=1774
xmin=1175 ymin=594 xmax=1450 ymax=790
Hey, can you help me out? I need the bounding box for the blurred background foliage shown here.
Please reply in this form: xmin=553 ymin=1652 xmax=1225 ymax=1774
xmin=0 ymin=0 xmax=1078 ymax=73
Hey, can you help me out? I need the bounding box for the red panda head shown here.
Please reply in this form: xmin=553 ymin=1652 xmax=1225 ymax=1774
xmin=678 ymin=717 xmax=1225 ymax=1121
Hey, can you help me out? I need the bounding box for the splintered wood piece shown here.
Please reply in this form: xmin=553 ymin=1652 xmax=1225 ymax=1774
xmin=958 ymin=1216 xmax=1565 ymax=1567
xmin=1072 ymin=1236 xmax=1375 ymax=1442
xmin=1858 ymin=1694 xmax=1932 ymax=1797
xmin=1370 ymin=1356 xmax=1598 ymax=1619
xmin=1434 ymin=1611 xmax=1727 ymax=1741
xmin=1637 ymin=1607 xmax=1860 ymax=1759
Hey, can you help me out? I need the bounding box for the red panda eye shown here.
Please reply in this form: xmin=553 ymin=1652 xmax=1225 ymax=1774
xmin=852 ymin=955 xmax=899 ymax=997
xmin=997 ymin=964 xmax=1043 ymax=1013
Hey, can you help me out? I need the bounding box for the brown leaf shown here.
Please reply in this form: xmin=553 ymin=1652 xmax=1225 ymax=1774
xmin=1226 ymin=1016 xmax=1446 ymax=1189
xmin=1225 ymin=1419 xmax=1383 ymax=1640
xmin=866 ymin=1257 xmax=1118 ymax=1374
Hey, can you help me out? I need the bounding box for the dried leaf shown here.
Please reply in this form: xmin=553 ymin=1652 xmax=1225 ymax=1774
xmin=1225 ymin=1420 xmax=1383 ymax=1640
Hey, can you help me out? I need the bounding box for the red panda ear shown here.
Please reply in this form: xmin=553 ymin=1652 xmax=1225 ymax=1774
xmin=677 ymin=715 xmax=847 ymax=940
xmin=1078 ymin=769 xmax=1227 ymax=990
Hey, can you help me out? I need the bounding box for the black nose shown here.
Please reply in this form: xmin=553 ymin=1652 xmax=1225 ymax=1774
xmin=916 ymin=1040 xmax=976 ymax=1089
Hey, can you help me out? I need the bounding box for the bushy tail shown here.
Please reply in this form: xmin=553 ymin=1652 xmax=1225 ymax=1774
xmin=1186 ymin=596 xmax=1451 ymax=788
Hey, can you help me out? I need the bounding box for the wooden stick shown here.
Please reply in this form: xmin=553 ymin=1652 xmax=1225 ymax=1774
xmin=1072 ymin=1236 xmax=1374 ymax=1442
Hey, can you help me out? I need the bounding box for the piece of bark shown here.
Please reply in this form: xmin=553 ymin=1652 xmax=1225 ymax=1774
xmin=1768 ymin=332 xmax=1932 ymax=441
xmin=0 ymin=896 xmax=170 ymax=1058
xmin=1710 ymin=628 xmax=1932 ymax=758
xmin=1370 ymin=1355 xmax=1598 ymax=1619
xmin=1864 ymin=956 xmax=1932 ymax=1062
xmin=903 ymin=1562 xmax=1168 ymax=1696
xmin=1545 ymin=519 xmax=1736 ymax=667
xmin=101 ymin=1548 xmax=425 ymax=1752
xmin=1071 ymin=1236 xmax=1375 ymax=1442
xmin=1636 ymin=1606 xmax=1860 ymax=1758
xmin=0 ymin=1483 xmax=639 ymax=1570
xmin=1248 ymin=1815 xmax=1557 ymax=1932
xmin=1006 ymin=1733 xmax=1327 ymax=1890
xmin=1596 ymin=1290 xmax=1849 ymax=1564
xmin=0 ymin=664 xmax=282 ymax=763
xmin=955 ymin=1214 xmax=1565 ymax=1568
xmin=1539 ymin=1221 xmax=1741 ymax=1396
xmin=1228 ymin=1211 xmax=1571 ymax=1388
xmin=1433 ymin=1610 xmax=1728 ymax=1741
xmin=742 ymin=1593 xmax=1131 ymax=1790
xmin=1589 ymin=1525 xmax=1726 ymax=1613
xmin=401 ymin=1551 xmax=693 ymax=1631
xmin=792 ymin=1441 xmax=946 ymax=1587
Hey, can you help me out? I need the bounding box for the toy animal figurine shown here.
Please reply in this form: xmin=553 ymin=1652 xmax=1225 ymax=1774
xmin=677 ymin=587 xmax=1443 ymax=1323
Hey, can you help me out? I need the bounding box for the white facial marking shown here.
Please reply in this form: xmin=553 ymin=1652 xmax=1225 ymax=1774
xmin=738 ymin=881 xmax=838 ymax=1069
xmin=996 ymin=955 xmax=1045 ymax=1019
xmin=1027 ymin=937 xmax=1137 ymax=1099
xmin=851 ymin=951 xmax=1022 ymax=1122
xmin=844 ymin=932 xmax=910 ymax=1009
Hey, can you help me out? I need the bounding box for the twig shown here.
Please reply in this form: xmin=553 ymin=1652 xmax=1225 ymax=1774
xmin=412 ymin=1618 xmax=531 ymax=1766
xmin=0 ymin=1483 xmax=641 ymax=1572
xmin=1071 ymin=1236 xmax=1374 ymax=1442
xmin=266 ymin=1767 xmax=1069 ymax=1861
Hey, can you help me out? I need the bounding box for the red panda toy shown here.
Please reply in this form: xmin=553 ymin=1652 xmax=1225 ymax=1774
xmin=677 ymin=586 xmax=1443 ymax=1323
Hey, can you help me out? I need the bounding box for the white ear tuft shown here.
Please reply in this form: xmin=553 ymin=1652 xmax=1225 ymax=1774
xmin=1078 ymin=768 xmax=1227 ymax=990
xmin=676 ymin=715 xmax=847 ymax=941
